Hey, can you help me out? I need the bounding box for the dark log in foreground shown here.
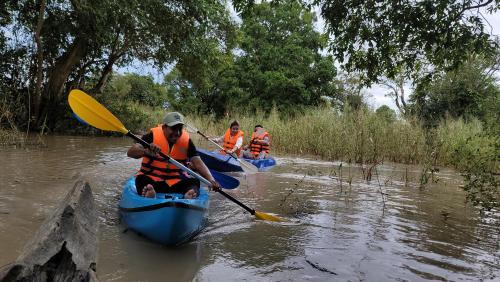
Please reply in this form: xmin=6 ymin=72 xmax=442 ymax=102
xmin=0 ymin=180 xmax=99 ymax=282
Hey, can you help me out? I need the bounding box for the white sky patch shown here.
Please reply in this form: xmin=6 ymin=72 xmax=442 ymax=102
xmin=117 ymin=59 xmax=174 ymax=83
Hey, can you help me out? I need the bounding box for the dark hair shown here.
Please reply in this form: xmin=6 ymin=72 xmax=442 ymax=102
xmin=254 ymin=124 xmax=263 ymax=128
xmin=230 ymin=120 xmax=240 ymax=128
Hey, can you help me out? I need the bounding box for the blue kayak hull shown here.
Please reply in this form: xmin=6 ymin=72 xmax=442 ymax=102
xmin=244 ymin=157 xmax=277 ymax=171
xmin=197 ymin=148 xmax=242 ymax=172
xmin=119 ymin=177 xmax=209 ymax=245
xmin=197 ymin=148 xmax=277 ymax=172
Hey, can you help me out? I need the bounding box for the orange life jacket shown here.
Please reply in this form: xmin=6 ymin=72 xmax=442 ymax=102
xmin=250 ymin=131 xmax=270 ymax=156
xmin=221 ymin=129 xmax=244 ymax=155
xmin=137 ymin=126 xmax=190 ymax=186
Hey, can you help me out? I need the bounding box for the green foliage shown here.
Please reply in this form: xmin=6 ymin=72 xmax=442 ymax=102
xmin=103 ymin=101 xmax=165 ymax=133
xmin=314 ymin=0 xmax=499 ymax=82
xmin=461 ymin=141 xmax=499 ymax=213
xmin=1 ymin=0 xmax=235 ymax=130
xmin=375 ymin=105 xmax=396 ymax=123
xmin=229 ymin=0 xmax=337 ymax=115
xmin=411 ymin=56 xmax=500 ymax=127
xmin=56 ymin=73 xmax=168 ymax=134
xmin=105 ymin=73 xmax=168 ymax=107
xmin=99 ymin=74 xmax=168 ymax=131
xmin=435 ymin=119 xmax=499 ymax=212
xmin=439 ymin=120 xmax=499 ymax=211
xmin=162 ymin=68 xmax=203 ymax=114
xmin=168 ymin=0 xmax=338 ymax=117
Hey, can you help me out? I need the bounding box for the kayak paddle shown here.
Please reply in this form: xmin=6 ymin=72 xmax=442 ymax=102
xmin=68 ymin=89 xmax=281 ymax=222
xmin=185 ymin=123 xmax=259 ymax=173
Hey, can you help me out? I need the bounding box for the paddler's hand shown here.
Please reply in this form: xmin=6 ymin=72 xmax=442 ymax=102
xmin=145 ymin=144 xmax=161 ymax=157
xmin=208 ymin=178 xmax=221 ymax=192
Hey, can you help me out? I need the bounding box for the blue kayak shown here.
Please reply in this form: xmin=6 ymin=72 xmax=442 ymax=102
xmin=197 ymin=148 xmax=277 ymax=172
xmin=119 ymin=177 xmax=209 ymax=245
xmin=245 ymin=157 xmax=277 ymax=171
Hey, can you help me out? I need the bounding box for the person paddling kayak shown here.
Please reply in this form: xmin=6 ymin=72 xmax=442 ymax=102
xmin=127 ymin=112 xmax=220 ymax=199
xmin=242 ymin=125 xmax=271 ymax=160
xmin=211 ymin=120 xmax=244 ymax=157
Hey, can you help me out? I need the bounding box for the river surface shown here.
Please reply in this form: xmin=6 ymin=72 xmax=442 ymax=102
xmin=0 ymin=136 xmax=498 ymax=281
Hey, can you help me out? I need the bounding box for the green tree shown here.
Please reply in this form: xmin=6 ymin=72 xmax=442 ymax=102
xmin=314 ymin=0 xmax=499 ymax=83
xmin=162 ymin=68 xmax=202 ymax=114
xmin=411 ymin=55 xmax=500 ymax=127
xmin=1 ymin=0 xmax=234 ymax=130
xmin=228 ymin=0 xmax=338 ymax=115
xmin=104 ymin=74 xmax=168 ymax=107
xmin=375 ymin=105 xmax=396 ymax=123
xmin=163 ymin=1 xmax=338 ymax=117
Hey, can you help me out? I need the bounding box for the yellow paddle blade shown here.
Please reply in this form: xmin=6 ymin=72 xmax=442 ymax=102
xmin=254 ymin=211 xmax=282 ymax=222
xmin=68 ymin=89 xmax=128 ymax=134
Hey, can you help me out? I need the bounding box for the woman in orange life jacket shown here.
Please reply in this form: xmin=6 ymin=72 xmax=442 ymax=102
xmin=211 ymin=120 xmax=244 ymax=157
xmin=242 ymin=125 xmax=271 ymax=160
xmin=127 ymin=112 xmax=220 ymax=199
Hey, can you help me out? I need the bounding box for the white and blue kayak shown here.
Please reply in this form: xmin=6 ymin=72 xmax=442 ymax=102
xmin=119 ymin=177 xmax=209 ymax=246
xmin=197 ymin=148 xmax=277 ymax=172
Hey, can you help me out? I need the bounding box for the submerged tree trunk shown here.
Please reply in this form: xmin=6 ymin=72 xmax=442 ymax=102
xmin=0 ymin=179 xmax=99 ymax=281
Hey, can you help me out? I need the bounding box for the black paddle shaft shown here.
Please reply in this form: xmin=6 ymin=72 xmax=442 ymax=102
xmin=195 ymin=130 xmax=209 ymax=140
xmin=217 ymin=189 xmax=255 ymax=215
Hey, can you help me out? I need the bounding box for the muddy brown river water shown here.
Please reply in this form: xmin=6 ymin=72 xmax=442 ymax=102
xmin=0 ymin=136 xmax=498 ymax=281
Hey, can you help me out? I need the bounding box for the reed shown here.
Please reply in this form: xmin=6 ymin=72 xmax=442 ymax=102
xmin=0 ymin=99 xmax=44 ymax=147
xmin=182 ymin=108 xmax=496 ymax=212
xmin=187 ymin=107 xmax=496 ymax=177
xmin=187 ymin=107 xmax=428 ymax=165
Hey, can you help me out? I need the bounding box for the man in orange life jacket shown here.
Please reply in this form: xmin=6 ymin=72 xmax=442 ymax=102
xmin=127 ymin=112 xmax=220 ymax=199
xmin=211 ymin=120 xmax=244 ymax=157
xmin=242 ymin=125 xmax=271 ymax=160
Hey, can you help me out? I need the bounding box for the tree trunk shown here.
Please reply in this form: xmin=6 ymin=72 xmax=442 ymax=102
xmin=92 ymin=55 xmax=120 ymax=94
xmin=32 ymin=0 xmax=47 ymax=126
xmin=36 ymin=36 xmax=88 ymax=128
xmin=0 ymin=179 xmax=99 ymax=282
xmin=93 ymin=31 xmax=128 ymax=94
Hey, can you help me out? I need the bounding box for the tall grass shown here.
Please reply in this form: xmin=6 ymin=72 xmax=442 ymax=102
xmin=187 ymin=107 xmax=427 ymax=164
xmin=435 ymin=118 xmax=499 ymax=211
xmin=0 ymin=99 xmax=44 ymax=147
xmin=188 ymin=108 xmax=498 ymax=211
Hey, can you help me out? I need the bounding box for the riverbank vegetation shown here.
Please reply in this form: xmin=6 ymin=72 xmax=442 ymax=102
xmin=1 ymin=1 xmax=498 ymax=211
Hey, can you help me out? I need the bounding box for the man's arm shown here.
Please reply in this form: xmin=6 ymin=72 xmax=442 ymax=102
xmin=127 ymin=132 xmax=159 ymax=159
xmin=127 ymin=143 xmax=146 ymax=159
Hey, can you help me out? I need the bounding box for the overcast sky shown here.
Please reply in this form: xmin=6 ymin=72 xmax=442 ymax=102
xmin=119 ymin=6 xmax=500 ymax=111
